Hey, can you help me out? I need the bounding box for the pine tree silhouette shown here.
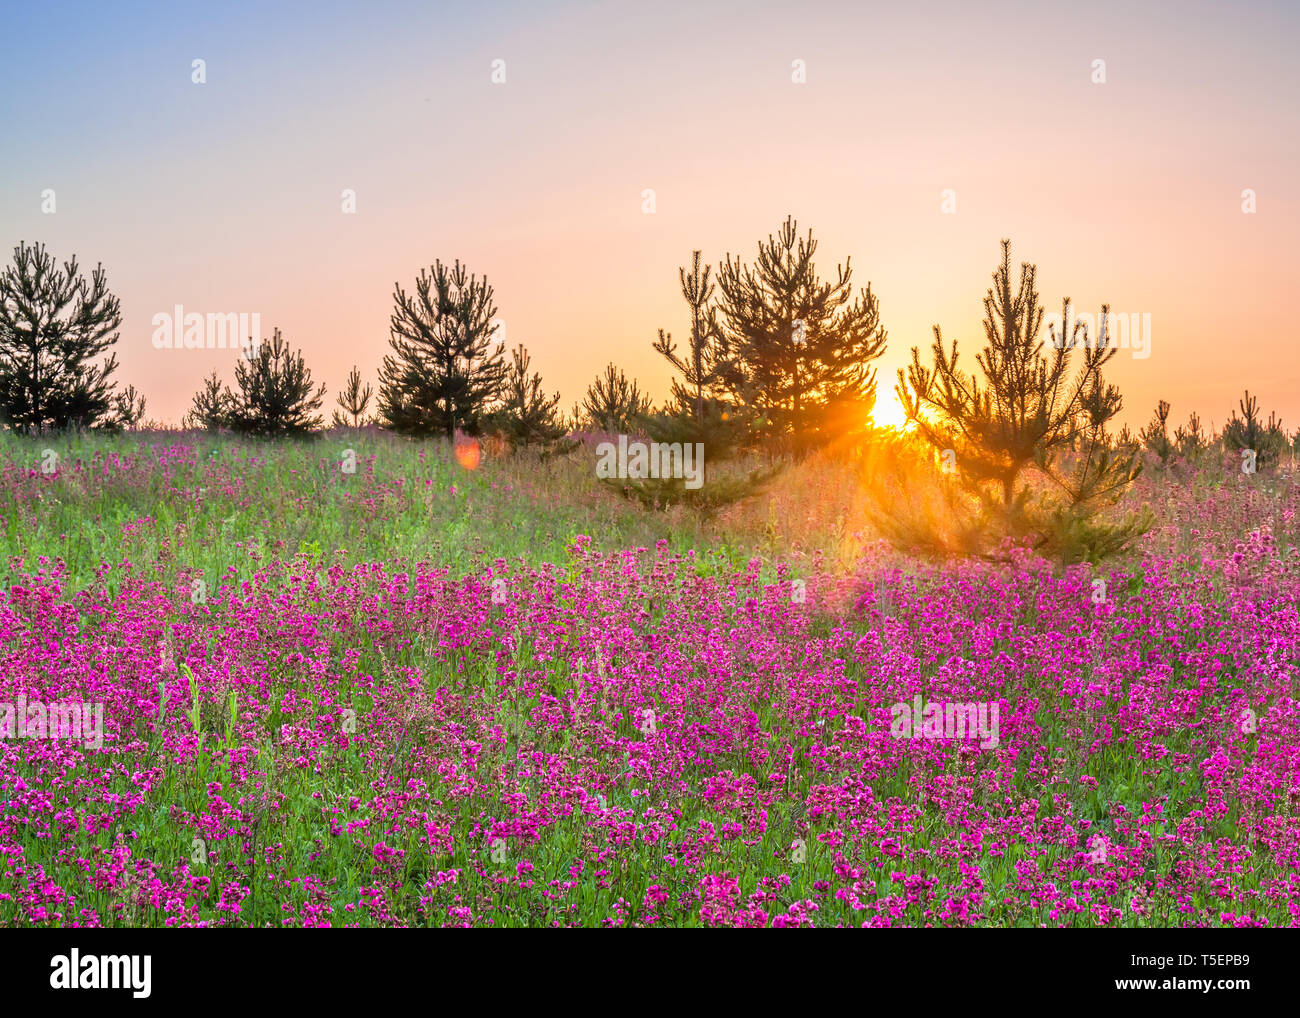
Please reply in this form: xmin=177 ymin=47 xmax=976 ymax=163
xmin=110 ymin=384 xmax=148 ymax=431
xmin=331 ymin=365 xmax=373 ymax=427
xmin=714 ymin=217 xmax=887 ymax=451
xmin=186 ymin=370 xmax=230 ymax=431
xmin=891 ymin=239 xmax=1148 ymax=564
xmin=0 ymin=241 xmax=123 ymax=432
xmin=1140 ymin=400 xmax=1174 ymax=467
xmin=1174 ymin=411 xmax=1206 ymax=459
xmin=650 ymin=250 xmax=751 ymax=455
xmin=497 ymin=344 xmax=567 ymax=448
xmin=1223 ymin=390 xmax=1288 ymax=471
xmin=226 ymin=328 xmax=326 ymax=437
xmin=378 ymin=260 xmax=505 ymax=437
xmin=579 ymin=363 xmax=651 ymax=432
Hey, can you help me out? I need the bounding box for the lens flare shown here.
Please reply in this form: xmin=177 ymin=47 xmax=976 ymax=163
xmin=454 ymin=439 xmax=481 ymax=471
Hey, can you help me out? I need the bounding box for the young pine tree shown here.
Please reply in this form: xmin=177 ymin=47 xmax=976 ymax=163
xmin=378 ymin=260 xmax=505 ymax=437
xmin=110 ymin=384 xmax=148 ymax=431
xmin=1140 ymin=399 xmax=1174 ymax=468
xmin=891 ymin=239 xmax=1149 ymax=565
xmin=332 ymin=365 xmax=374 ymax=427
xmin=650 ymin=250 xmax=750 ymax=454
xmin=579 ymin=363 xmax=652 ymax=433
xmin=714 ymin=217 xmax=887 ymax=451
xmin=1174 ymin=410 xmax=1206 ymax=460
xmin=226 ymin=328 xmax=326 ymax=437
xmin=1222 ymin=390 xmax=1287 ymax=472
xmin=497 ymin=344 xmax=567 ymax=448
xmin=186 ymin=370 xmax=231 ymax=431
xmin=0 ymin=241 xmax=123 ymax=432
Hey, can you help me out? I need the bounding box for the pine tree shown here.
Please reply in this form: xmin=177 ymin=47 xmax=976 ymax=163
xmin=331 ymin=365 xmax=373 ymax=427
xmin=1222 ymin=390 xmax=1287 ymax=471
xmin=226 ymin=328 xmax=325 ymax=437
xmin=1140 ymin=399 xmax=1174 ymax=468
xmin=186 ymin=370 xmax=231 ymax=431
xmin=650 ymin=250 xmax=750 ymax=455
xmin=653 ymin=251 xmax=728 ymax=421
xmin=1174 ymin=410 xmax=1206 ymax=459
xmin=378 ymin=260 xmax=505 ymax=437
xmin=891 ymin=239 xmax=1149 ymax=565
xmin=496 ymin=344 xmax=567 ymax=448
xmin=714 ymin=217 xmax=887 ymax=450
xmin=0 ymin=241 xmax=123 ymax=432
xmin=579 ymin=363 xmax=652 ymax=432
xmin=110 ymin=384 xmax=148 ymax=431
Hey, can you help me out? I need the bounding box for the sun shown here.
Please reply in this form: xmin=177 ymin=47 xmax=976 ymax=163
xmin=871 ymin=389 xmax=913 ymax=431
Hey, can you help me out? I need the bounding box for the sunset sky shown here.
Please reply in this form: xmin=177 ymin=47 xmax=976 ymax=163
xmin=2 ymin=0 xmax=1297 ymax=431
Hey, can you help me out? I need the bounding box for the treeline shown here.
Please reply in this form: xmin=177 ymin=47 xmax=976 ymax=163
xmin=0 ymin=220 xmax=890 ymax=450
xmin=1134 ymin=392 xmax=1299 ymax=473
xmin=1 ymin=227 xmax=1292 ymax=563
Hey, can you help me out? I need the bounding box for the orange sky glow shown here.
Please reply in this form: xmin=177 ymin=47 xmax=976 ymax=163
xmin=2 ymin=1 xmax=1296 ymax=433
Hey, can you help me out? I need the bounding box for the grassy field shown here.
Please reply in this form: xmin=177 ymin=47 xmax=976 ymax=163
xmin=1 ymin=429 xmax=1298 ymax=927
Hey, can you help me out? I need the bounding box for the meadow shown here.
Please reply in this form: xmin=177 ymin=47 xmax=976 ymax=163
xmin=1 ymin=429 xmax=1298 ymax=927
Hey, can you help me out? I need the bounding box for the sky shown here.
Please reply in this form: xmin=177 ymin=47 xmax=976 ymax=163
xmin=2 ymin=0 xmax=1297 ymax=431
